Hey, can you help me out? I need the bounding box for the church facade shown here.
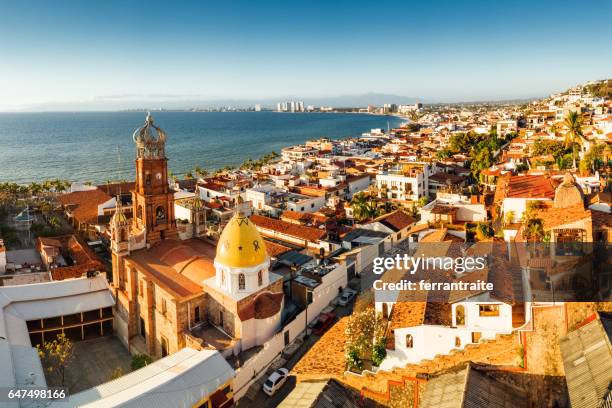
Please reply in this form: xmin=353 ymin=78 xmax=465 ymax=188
xmin=110 ymin=114 xmax=283 ymax=359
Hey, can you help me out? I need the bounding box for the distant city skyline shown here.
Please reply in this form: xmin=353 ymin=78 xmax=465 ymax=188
xmin=1 ymin=0 xmax=611 ymax=111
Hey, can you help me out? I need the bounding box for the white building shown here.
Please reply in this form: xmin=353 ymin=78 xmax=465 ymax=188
xmin=420 ymin=192 xmax=487 ymax=225
xmin=376 ymin=163 xmax=435 ymax=202
xmin=281 ymin=145 xmax=319 ymax=161
xmin=0 ymin=275 xmax=115 ymax=408
xmin=50 ymin=348 xmax=235 ymax=408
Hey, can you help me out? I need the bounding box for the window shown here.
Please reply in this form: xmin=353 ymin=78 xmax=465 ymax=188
xmin=145 ymin=173 xmax=151 ymax=186
xmin=258 ymin=270 xmax=263 ymax=286
xmin=455 ymin=337 xmax=461 ymax=347
xmin=455 ymin=305 xmax=465 ymax=326
xmin=479 ymin=304 xmax=500 ymax=317
xmin=472 ymin=332 xmax=482 ymax=343
xmin=137 ymin=205 xmax=143 ymax=220
xmin=156 ymin=206 xmax=166 ymax=222
xmin=382 ymin=303 xmax=389 ymax=319
xmin=194 ymin=306 xmax=201 ymax=323
xmin=284 ymin=331 xmax=290 ymax=346
xmin=161 ymin=298 xmax=167 ymax=316
xmin=405 ymin=334 xmax=413 ymax=348
xmin=238 ymin=273 xmax=246 ymax=290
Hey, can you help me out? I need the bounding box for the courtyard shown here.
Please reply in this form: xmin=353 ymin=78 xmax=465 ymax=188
xmin=43 ymin=335 xmax=132 ymax=394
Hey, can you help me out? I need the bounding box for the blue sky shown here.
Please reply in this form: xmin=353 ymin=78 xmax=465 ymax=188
xmin=0 ymin=0 xmax=611 ymax=110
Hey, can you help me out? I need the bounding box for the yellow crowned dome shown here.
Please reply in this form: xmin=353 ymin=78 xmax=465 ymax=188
xmin=215 ymin=213 xmax=267 ymax=268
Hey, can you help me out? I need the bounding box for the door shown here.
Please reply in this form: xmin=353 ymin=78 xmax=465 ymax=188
xmin=161 ymin=335 xmax=168 ymax=357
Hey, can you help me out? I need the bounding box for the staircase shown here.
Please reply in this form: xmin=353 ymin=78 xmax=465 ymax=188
xmin=343 ymin=332 xmax=521 ymax=406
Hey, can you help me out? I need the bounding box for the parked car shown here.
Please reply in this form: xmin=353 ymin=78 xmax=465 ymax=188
xmin=311 ymin=312 xmax=336 ymax=335
xmin=263 ymin=368 xmax=289 ymax=396
xmin=338 ymin=288 xmax=356 ymax=306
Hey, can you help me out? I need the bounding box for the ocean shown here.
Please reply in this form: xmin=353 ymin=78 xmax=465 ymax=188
xmin=0 ymin=111 xmax=404 ymax=184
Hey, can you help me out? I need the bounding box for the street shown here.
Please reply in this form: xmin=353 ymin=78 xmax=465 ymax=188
xmin=237 ymin=297 xmax=356 ymax=408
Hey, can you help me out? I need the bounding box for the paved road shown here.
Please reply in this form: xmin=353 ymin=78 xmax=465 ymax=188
xmin=238 ymin=301 xmax=355 ymax=408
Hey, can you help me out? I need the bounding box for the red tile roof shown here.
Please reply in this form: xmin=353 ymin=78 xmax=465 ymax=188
xmin=251 ymin=214 xmax=326 ymax=242
xmin=96 ymin=182 xmax=135 ymax=196
xmin=37 ymin=234 xmax=105 ymax=280
xmin=237 ymin=291 xmax=284 ymax=321
xmin=505 ymin=175 xmax=556 ymax=199
xmin=263 ymin=240 xmax=292 ymax=257
xmin=369 ymin=210 xmax=415 ymax=232
xmin=58 ymin=189 xmax=112 ymax=225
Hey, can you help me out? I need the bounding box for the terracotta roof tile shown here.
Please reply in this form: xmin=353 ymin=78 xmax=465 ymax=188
xmin=369 ymin=210 xmax=415 ymax=232
xmin=58 ymin=189 xmax=112 ymax=225
xmin=263 ymin=240 xmax=292 ymax=257
xmin=237 ymin=291 xmax=284 ymax=321
xmin=251 ymin=214 xmax=326 ymax=242
xmin=505 ymin=175 xmax=556 ymax=199
xmin=389 ymin=301 xmax=426 ymax=329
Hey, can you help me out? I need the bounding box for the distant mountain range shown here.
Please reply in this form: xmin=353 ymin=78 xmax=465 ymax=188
xmin=9 ymin=93 xmax=423 ymax=112
xmin=8 ymin=92 xmax=543 ymax=112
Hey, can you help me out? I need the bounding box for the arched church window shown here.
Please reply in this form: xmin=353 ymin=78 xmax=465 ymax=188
xmin=406 ymin=334 xmax=413 ymax=348
xmin=258 ymin=270 xmax=263 ymax=286
xmin=238 ymin=273 xmax=246 ymax=290
xmin=156 ymin=206 xmax=166 ymax=222
xmin=145 ymin=173 xmax=151 ymax=186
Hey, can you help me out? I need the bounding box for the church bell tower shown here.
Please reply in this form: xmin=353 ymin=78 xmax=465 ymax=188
xmin=132 ymin=113 xmax=178 ymax=245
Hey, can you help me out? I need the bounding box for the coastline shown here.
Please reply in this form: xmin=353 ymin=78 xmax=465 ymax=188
xmin=0 ymin=111 xmax=406 ymax=185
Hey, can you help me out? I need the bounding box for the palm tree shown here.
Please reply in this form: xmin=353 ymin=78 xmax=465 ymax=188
xmin=562 ymin=111 xmax=585 ymax=170
xmin=524 ymin=217 xmax=545 ymax=251
xmin=194 ymin=166 xmax=208 ymax=179
xmin=350 ymin=193 xmax=378 ymax=222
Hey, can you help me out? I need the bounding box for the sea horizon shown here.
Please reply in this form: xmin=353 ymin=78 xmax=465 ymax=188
xmin=0 ymin=111 xmax=405 ymax=185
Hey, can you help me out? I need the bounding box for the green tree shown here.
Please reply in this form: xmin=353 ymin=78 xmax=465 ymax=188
xmin=372 ymin=339 xmax=387 ymax=367
xmin=37 ymin=333 xmax=74 ymax=387
xmin=524 ymin=218 xmax=545 ymax=242
xmin=579 ymin=144 xmax=605 ymax=174
xmin=131 ymin=354 xmax=152 ymax=371
xmin=350 ymin=193 xmax=378 ymax=222
xmin=345 ymin=306 xmax=387 ymax=367
xmin=475 ymin=222 xmax=494 ymax=240
xmin=562 ymin=111 xmax=585 ymax=170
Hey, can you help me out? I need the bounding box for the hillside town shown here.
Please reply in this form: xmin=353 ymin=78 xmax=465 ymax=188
xmin=1 ymin=79 xmax=612 ymax=408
